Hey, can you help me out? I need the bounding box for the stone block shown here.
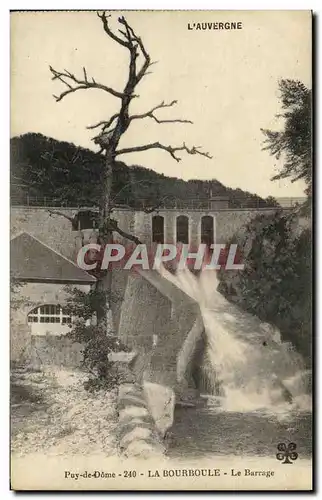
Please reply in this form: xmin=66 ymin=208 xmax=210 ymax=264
xmin=117 ymin=269 xmax=204 ymax=435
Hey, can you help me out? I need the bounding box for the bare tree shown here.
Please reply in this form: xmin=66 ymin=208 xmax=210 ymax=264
xmin=49 ymin=12 xmax=211 ymax=331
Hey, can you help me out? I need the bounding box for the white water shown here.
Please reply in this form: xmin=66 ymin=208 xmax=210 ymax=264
xmin=159 ymin=266 xmax=311 ymax=416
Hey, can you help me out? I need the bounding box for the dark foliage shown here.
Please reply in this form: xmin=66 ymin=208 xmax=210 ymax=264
xmin=64 ymin=286 xmax=130 ymax=391
xmin=218 ymin=79 xmax=312 ymax=367
xmin=261 ymin=79 xmax=312 ymax=197
xmin=10 ymin=277 xmax=23 ymax=311
xmin=217 ymin=210 xmax=312 ymax=366
xmin=11 ymin=133 xmax=275 ymax=209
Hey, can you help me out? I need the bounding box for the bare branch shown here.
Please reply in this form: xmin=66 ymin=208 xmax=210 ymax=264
xmin=137 ymin=61 xmax=157 ymax=81
xmin=87 ymin=113 xmax=119 ymax=131
xmin=130 ymin=100 xmax=193 ymax=125
xmin=118 ymin=29 xmax=128 ymax=38
xmin=115 ymin=142 xmax=212 ymax=162
xmin=85 ymin=14 xmax=151 ymax=156
xmin=63 ymin=69 xmax=73 ymax=78
xmin=143 ymin=200 xmax=164 ymax=213
xmin=54 ymin=74 xmax=73 ymax=90
xmin=113 ymin=226 xmax=142 ymax=245
xmin=97 ymin=12 xmax=130 ymax=48
xmin=107 ymin=218 xmax=142 ymax=244
xmin=118 ymin=16 xmax=151 ymax=83
xmin=142 ymin=194 xmax=178 ymax=212
xmin=48 ymin=210 xmax=74 ymax=224
xmin=49 ymin=66 xmax=125 ymax=101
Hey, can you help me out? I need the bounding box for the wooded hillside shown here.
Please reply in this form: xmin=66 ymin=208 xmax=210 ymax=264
xmin=11 ymin=133 xmax=276 ymax=209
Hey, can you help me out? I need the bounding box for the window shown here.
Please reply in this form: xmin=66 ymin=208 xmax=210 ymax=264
xmin=152 ymin=215 xmax=164 ymax=243
xmin=73 ymin=210 xmax=99 ymax=230
xmin=176 ymin=215 xmax=189 ymax=244
xmin=201 ymin=215 xmax=214 ymax=246
xmin=28 ymin=305 xmax=71 ymax=325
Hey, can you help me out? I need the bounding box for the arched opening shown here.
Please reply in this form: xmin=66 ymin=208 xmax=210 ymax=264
xmin=201 ymin=215 xmax=214 ymax=247
xmin=152 ymin=215 xmax=164 ymax=243
xmin=73 ymin=210 xmax=99 ymax=230
xmin=176 ymin=215 xmax=189 ymax=244
xmin=28 ymin=305 xmax=72 ymax=335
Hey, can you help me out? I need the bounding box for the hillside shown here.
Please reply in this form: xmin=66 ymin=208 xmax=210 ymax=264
xmin=10 ymin=133 xmax=276 ymax=209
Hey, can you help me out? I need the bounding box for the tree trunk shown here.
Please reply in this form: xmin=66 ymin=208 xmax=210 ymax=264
xmin=96 ymin=152 xmax=115 ymax=334
xmin=48 ymin=12 xmax=211 ymax=337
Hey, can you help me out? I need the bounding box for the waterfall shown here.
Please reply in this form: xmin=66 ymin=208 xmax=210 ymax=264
xmin=159 ymin=266 xmax=311 ymax=415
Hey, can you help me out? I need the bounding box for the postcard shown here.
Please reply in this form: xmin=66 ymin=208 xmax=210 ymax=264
xmin=10 ymin=10 xmax=312 ymax=491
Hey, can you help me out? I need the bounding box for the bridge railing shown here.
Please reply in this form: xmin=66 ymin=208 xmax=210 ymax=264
xmin=10 ymin=194 xmax=306 ymax=210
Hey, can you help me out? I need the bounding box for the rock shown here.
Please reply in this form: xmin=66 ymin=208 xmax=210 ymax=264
xmin=143 ymin=382 xmax=175 ymax=437
xmin=117 ymin=383 xmax=165 ymax=457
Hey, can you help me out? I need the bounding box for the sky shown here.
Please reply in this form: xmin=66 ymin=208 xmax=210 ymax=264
xmin=11 ymin=10 xmax=311 ymax=198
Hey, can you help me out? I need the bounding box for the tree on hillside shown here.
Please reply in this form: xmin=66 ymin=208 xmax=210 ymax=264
xmin=261 ymin=79 xmax=312 ymax=198
xmin=10 ymin=133 xmax=105 ymax=206
xmin=217 ymin=211 xmax=312 ymax=365
xmin=11 ymin=133 xmax=275 ymax=209
xmin=217 ymin=79 xmax=312 ymax=366
xmin=49 ymin=12 xmax=211 ymax=332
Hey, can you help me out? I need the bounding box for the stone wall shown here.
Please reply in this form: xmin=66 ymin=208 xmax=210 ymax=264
xmin=10 ymin=281 xmax=91 ymax=362
xmin=131 ymin=209 xmax=277 ymax=246
xmin=11 ymin=207 xmax=78 ymax=259
xmin=148 ymin=208 xmax=282 ymax=245
xmin=12 ymin=281 xmax=92 ymax=324
xmin=117 ymin=269 xmax=204 ymax=437
xmin=28 ymin=335 xmax=83 ymax=368
xmin=11 ymin=206 xmax=284 ymax=260
xmin=118 ymin=269 xmax=203 ymax=389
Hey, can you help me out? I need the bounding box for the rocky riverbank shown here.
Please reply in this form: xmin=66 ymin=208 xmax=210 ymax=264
xmin=11 ymin=367 xmax=118 ymax=457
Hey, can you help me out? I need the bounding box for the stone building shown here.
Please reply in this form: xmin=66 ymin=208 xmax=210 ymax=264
xmin=10 ymin=232 xmax=96 ymax=362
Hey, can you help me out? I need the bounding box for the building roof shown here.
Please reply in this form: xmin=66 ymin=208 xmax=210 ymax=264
xmin=10 ymin=232 xmax=96 ymax=283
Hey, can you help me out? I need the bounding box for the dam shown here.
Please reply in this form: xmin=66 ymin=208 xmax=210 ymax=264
xmin=10 ymin=203 xmax=312 ymax=459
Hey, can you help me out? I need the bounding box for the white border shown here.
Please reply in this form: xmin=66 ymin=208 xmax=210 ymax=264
xmin=3 ymin=1 xmax=320 ymax=10
xmin=2 ymin=2 xmax=320 ymax=498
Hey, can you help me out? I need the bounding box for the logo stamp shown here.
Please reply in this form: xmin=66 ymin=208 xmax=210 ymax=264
xmin=276 ymin=443 xmax=298 ymax=464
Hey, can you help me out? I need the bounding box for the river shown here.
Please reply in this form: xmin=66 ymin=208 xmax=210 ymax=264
xmin=159 ymin=266 xmax=312 ymax=461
